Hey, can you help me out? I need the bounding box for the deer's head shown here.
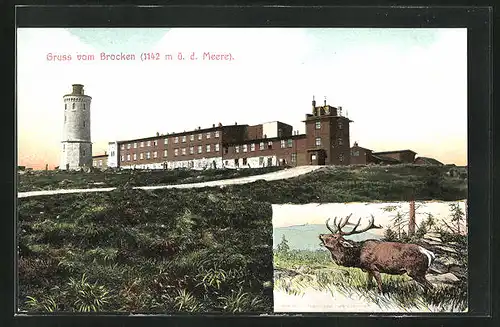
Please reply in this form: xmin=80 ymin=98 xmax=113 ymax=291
xmin=319 ymin=214 xmax=382 ymax=251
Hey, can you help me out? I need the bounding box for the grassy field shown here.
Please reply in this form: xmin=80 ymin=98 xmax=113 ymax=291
xmin=18 ymin=188 xmax=273 ymax=313
xmin=224 ymin=164 xmax=467 ymax=203
xmin=17 ymin=166 xmax=284 ymax=192
xmin=273 ymin=249 xmax=467 ymax=312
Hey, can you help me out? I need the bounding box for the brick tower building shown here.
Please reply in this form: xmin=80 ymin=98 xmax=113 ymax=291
xmin=303 ymin=96 xmax=352 ymax=165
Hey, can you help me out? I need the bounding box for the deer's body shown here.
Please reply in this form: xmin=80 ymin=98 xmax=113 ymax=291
xmin=319 ymin=215 xmax=435 ymax=293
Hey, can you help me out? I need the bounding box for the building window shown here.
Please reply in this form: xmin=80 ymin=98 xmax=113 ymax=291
xmin=338 ymin=121 xmax=343 ymax=129
xmin=338 ymin=137 xmax=343 ymax=146
xmin=224 ymin=147 xmax=228 ymax=154
xmin=198 ymin=134 xmax=202 ymax=140
xmin=215 ymin=144 xmax=219 ymax=152
xmin=174 ymin=149 xmax=179 ymax=156
xmin=291 ymin=153 xmax=297 ymax=163
xmin=315 ymin=137 xmax=321 ymax=146
xmin=182 ymin=148 xmax=186 ymax=155
xmin=163 ymin=150 xmax=168 ymax=157
xmin=65 ymin=104 xmax=67 ymax=110
xmin=182 ymin=136 xmax=187 ymax=143
xmin=206 ymin=132 xmax=211 ymax=139
xmin=198 ymin=145 xmax=202 ymax=154
xmin=250 ymin=143 xmax=255 ymax=151
xmin=63 ymin=144 xmax=65 ymax=151
xmin=287 ymin=139 xmax=293 ymax=148
xmin=215 ymin=131 xmax=220 ymax=138
xmin=146 ymin=152 xmax=151 ymax=159
xmin=147 ymin=141 xmax=151 ymax=147
xmin=260 ymin=142 xmax=265 ymax=150
xmin=127 ymin=144 xmax=131 ymax=149
xmin=315 ymin=121 xmax=321 ymax=129
xmin=268 ymin=141 xmax=273 ymax=149
xmin=140 ymin=153 xmax=144 ymax=159
xmin=190 ymin=134 xmax=195 ymax=141
xmin=134 ymin=143 xmax=137 ymax=148
xmin=93 ymin=161 xmax=96 ymax=166
xmin=82 ymin=149 xmax=86 ymax=156
xmin=121 ymin=144 xmax=125 ymax=150
xmin=111 ymin=151 xmax=115 ymax=156
xmin=242 ymin=144 xmax=248 ymax=153
xmin=153 ymin=140 xmax=157 ymax=146
xmin=339 ymin=153 xmax=344 ymax=162
xmin=98 ymin=160 xmax=102 ymax=167
xmin=189 ymin=146 xmax=194 ymax=154
xmin=140 ymin=142 xmax=144 ymax=147
xmin=72 ymin=103 xmax=75 ymax=109
xmin=235 ymin=146 xmax=240 ymax=153
xmin=83 ymin=121 xmax=86 ymax=127
xmin=127 ymin=154 xmax=130 ymax=161
xmin=206 ymin=144 xmax=211 ymax=152
xmin=133 ymin=153 xmax=137 ymax=160
xmin=242 ymin=158 xmax=247 ymax=165
xmin=83 ymin=104 xmax=86 ymax=110
xmin=259 ymin=157 xmax=264 ymax=166
xmin=174 ymin=137 xmax=179 ymax=144
xmin=352 ymin=150 xmax=359 ymax=157
xmin=280 ymin=140 xmax=286 ymax=148
xmin=121 ymin=155 xmax=124 ymax=161
xmin=153 ymin=151 xmax=158 ymax=158
xmin=164 ymin=138 xmax=168 ymax=145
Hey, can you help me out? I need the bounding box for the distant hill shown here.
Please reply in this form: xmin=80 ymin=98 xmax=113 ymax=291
xmin=273 ymin=224 xmax=383 ymax=251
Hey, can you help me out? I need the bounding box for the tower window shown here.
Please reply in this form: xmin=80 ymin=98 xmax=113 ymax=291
xmin=287 ymin=139 xmax=293 ymax=148
xmin=338 ymin=121 xmax=343 ymax=129
xmin=65 ymin=104 xmax=67 ymax=110
xmin=315 ymin=121 xmax=321 ymax=129
xmin=64 ymin=116 xmax=66 ymax=123
xmin=83 ymin=103 xmax=86 ymax=110
xmin=83 ymin=121 xmax=86 ymax=127
xmin=339 ymin=153 xmax=344 ymax=162
xmin=72 ymin=103 xmax=75 ymax=109
xmin=338 ymin=137 xmax=343 ymax=146
xmin=83 ymin=150 xmax=86 ymax=156
xmin=315 ymin=137 xmax=322 ymax=146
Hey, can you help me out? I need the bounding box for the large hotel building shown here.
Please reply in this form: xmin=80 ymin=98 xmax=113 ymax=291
xmin=100 ymin=97 xmax=353 ymax=170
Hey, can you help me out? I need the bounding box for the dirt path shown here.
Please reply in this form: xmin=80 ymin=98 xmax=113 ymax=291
xmin=18 ymin=166 xmax=322 ymax=198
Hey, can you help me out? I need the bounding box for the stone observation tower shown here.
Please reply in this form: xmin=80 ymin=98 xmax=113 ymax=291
xmin=60 ymin=84 xmax=92 ymax=170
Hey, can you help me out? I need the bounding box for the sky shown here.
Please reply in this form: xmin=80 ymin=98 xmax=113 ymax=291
xmin=16 ymin=28 xmax=467 ymax=170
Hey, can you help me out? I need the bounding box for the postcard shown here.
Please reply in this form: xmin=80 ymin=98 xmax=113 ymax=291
xmin=16 ymin=27 xmax=467 ymax=314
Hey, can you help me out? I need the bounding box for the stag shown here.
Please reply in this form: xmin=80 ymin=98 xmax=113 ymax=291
xmin=319 ymin=214 xmax=436 ymax=293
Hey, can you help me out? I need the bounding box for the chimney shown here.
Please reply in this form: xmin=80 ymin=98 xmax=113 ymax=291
xmin=324 ymin=96 xmax=327 ymax=106
xmin=338 ymin=106 xmax=343 ymax=116
xmin=212 ymin=124 xmax=215 ymax=128
xmin=235 ymin=122 xmax=237 ymax=125
xmin=105 ymin=151 xmax=107 ymax=155
xmin=218 ymin=122 xmax=222 ymax=127
xmin=312 ymin=95 xmax=316 ymax=108
xmin=156 ymin=132 xmax=159 ymax=136
xmin=198 ymin=126 xmax=201 ymax=130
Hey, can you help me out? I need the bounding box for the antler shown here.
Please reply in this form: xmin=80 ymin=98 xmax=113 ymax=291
xmin=325 ymin=214 xmax=353 ymax=234
xmin=341 ymin=214 xmax=383 ymax=236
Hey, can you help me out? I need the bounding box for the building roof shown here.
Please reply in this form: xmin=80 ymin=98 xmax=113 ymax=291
xmin=351 ymin=143 xmax=373 ymax=152
xmin=372 ymin=149 xmax=417 ymax=155
xmin=372 ymin=154 xmax=401 ymax=163
xmin=117 ymin=124 xmax=246 ymax=144
xmin=414 ymin=157 xmax=444 ymax=165
xmin=92 ymin=154 xmax=107 ymax=158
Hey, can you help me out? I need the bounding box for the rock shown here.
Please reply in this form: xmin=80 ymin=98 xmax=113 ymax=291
xmin=449 ymin=265 xmax=467 ymax=279
xmin=421 ymin=239 xmax=442 ymax=246
xmin=422 ymin=236 xmax=442 ymax=243
xmin=426 ymin=273 xmax=460 ymax=284
xmin=433 ymin=255 xmax=461 ymax=267
xmin=424 ymin=232 xmax=442 ymax=239
xmin=434 ymin=245 xmax=459 ymax=254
